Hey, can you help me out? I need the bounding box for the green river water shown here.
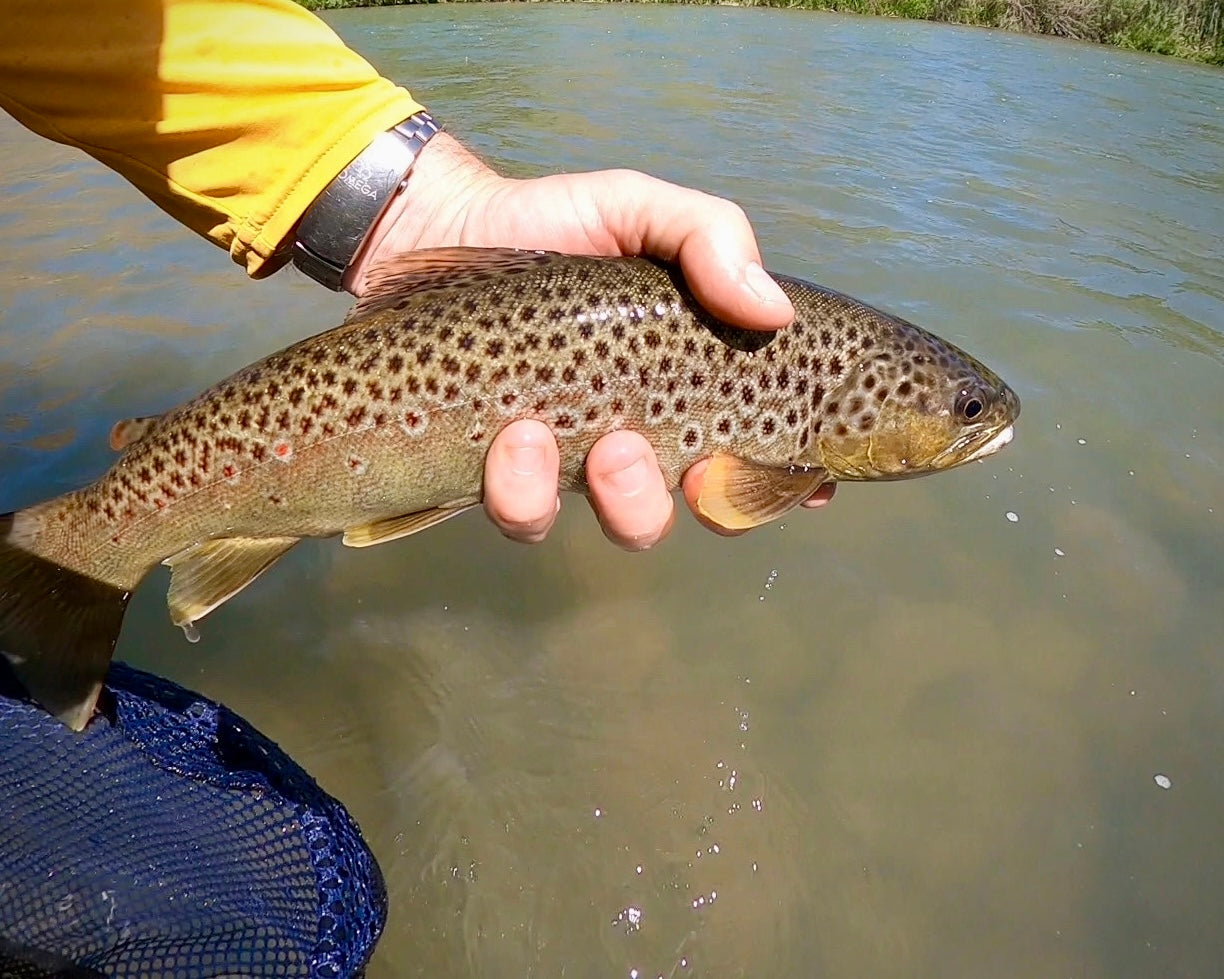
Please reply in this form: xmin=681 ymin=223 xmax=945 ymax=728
xmin=0 ymin=5 xmax=1221 ymax=977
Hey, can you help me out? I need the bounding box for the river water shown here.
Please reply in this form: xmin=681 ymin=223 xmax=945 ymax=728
xmin=1 ymin=5 xmax=1221 ymax=977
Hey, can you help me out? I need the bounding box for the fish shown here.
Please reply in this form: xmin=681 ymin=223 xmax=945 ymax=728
xmin=0 ymin=247 xmax=1019 ymax=729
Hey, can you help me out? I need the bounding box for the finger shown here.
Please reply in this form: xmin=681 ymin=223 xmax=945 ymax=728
xmin=681 ymin=460 xmax=837 ymax=534
xmin=484 ymin=419 xmax=561 ymax=544
xmin=595 ymin=172 xmax=795 ymax=332
xmin=801 ymin=483 xmax=838 ymax=508
xmin=586 ymin=431 xmax=675 ymax=551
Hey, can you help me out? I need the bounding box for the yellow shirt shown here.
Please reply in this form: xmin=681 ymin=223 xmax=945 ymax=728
xmin=0 ymin=0 xmax=423 ymax=277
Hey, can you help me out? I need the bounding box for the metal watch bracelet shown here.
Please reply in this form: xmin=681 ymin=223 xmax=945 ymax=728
xmin=292 ymin=111 xmax=441 ymax=291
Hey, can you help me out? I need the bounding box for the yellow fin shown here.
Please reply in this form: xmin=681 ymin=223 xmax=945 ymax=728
xmin=108 ymin=415 xmax=162 ymax=451
xmin=342 ymin=501 xmax=479 ymax=548
xmin=162 ymin=536 xmax=299 ymax=632
xmin=696 ymin=455 xmax=828 ymax=531
xmin=346 ymin=247 xmax=562 ymax=322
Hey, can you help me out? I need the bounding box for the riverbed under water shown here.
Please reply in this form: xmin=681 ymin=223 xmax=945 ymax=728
xmin=0 ymin=5 xmax=1221 ymax=977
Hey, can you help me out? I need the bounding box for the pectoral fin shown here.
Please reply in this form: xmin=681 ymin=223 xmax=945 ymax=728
xmin=108 ymin=415 xmax=162 ymax=451
xmin=163 ymin=536 xmax=300 ymax=635
xmin=342 ymin=500 xmax=479 ymax=547
xmin=695 ymin=455 xmax=828 ymax=531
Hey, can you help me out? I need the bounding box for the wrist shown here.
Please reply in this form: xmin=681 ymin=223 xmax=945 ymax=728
xmin=343 ymin=133 xmax=502 ymax=296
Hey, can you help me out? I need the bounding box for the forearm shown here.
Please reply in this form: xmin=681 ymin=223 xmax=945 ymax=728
xmin=0 ymin=0 xmax=421 ymax=276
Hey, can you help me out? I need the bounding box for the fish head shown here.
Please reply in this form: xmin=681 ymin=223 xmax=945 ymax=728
xmin=815 ymin=322 xmax=1020 ymax=481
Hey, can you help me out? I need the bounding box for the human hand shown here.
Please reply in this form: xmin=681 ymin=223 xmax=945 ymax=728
xmin=346 ymin=134 xmax=835 ymax=548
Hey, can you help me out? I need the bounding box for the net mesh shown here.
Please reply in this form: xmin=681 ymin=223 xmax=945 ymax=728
xmin=0 ymin=661 xmax=386 ymax=978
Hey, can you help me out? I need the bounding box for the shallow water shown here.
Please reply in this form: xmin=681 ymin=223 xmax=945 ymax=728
xmin=1 ymin=5 xmax=1221 ymax=977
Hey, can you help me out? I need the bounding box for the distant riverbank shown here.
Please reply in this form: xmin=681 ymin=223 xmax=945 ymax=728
xmin=295 ymin=0 xmax=1223 ymax=65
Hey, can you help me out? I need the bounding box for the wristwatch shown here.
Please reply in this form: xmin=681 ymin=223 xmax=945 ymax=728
xmin=292 ymin=111 xmax=441 ymax=290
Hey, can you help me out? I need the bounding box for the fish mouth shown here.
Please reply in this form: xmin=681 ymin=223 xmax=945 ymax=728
xmin=964 ymin=423 xmax=1014 ymax=462
xmin=931 ymin=423 xmax=1015 ymax=469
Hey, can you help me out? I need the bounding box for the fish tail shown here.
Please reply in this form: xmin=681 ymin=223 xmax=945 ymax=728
xmin=0 ymin=510 xmax=130 ymax=730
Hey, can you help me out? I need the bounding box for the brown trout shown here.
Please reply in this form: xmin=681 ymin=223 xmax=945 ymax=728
xmin=0 ymin=248 xmax=1018 ymax=729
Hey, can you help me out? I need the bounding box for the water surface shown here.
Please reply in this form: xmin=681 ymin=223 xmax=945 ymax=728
xmin=1 ymin=5 xmax=1221 ymax=977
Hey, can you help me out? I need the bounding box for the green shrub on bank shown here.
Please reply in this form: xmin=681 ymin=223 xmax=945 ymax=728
xmin=293 ymin=0 xmax=1224 ymax=65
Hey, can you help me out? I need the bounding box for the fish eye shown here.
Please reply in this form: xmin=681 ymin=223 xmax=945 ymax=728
xmin=955 ymin=391 xmax=984 ymax=421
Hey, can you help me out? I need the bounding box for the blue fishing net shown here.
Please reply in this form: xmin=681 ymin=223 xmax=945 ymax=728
xmin=0 ymin=662 xmax=386 ymax=978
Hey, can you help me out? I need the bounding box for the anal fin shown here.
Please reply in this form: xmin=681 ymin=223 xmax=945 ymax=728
xmin=695 ymin=454 xmax=829 ymax=531
xmin=163 ymin=536 xmax=299 ymax=635
xmin=342 ymin=500 xmax=479 ymax=547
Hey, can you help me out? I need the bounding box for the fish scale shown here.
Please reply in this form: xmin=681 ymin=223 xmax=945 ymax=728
xmin=0 ymin=247 xmax=1019 ymax=729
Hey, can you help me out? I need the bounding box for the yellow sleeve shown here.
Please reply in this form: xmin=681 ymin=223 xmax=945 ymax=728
xmin=0 ymin=0 xmax=424 ymax=277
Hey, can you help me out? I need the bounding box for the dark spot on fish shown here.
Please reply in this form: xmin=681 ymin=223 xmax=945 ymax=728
xmin=717 ymin=417 xmax=731 ymax=435
xmin=864 ymin=374 xmax=876 ymax=390
xmin=741 ymin=385 xmax=756 ymax=406
xmin=515 ymin=361 xmax=531 ymax=378
xmin=536 ymin=366 xmax=555 ymax=384
xmin=897 ymin=380 xmax=913 ymax=397
xmin=424 ymin=378 xmax=438 ymax=396
xmin=683 ymin=428 xmax=698 ymax=447
xmin=637 ymin=367 xmax=651 ymax=387
xmin=577 ymin=321 xmax=594 ymax=338
xmin=586 ymin=407 xmax=599 ymax=423
xmin=913 ymin=371 xmax=928 ymax=385
xmin=829 ymin=356 xmax=843 ymax=376
xmin=763 ymin=417 xmax=776 ymax=435
xmin=346 ymin=406 xmax=367 ymax=427
xmin=674 ymin=397 xmax=687 ymax=413
xmin=611 ymin=398 xmax=625 ymax=414
xmin=266 ymin=381 xmax=281 ymax=399
xmin=850 ymin=398 xmax=864 ymax=414
xmin=690 ymin=371 xmax=705 ymax=389
xmin=644 ymin=330 xmax=661 ymax=349
xmin=611 ymin=323 xmax=626 ymax=341
xmin=549 ymin=332 xmax=566 ymax=350
xmin=334 ymin=349 xmax=351 ymax=366
xmin=562 ymin=366 xmax=577 ymax=384
xmin=277 ymin=411 xmax=291 ymax=431
xmin=388 ymin=354 xmax=405 ymax=373
xmin=523 ymin=333 xmax=540 ymax=351
xmin=786 ymin=409 xmax=798 ymax=427
xmin=417 ymin=346 xmax=433 ymax=366
xmin=441 ymin=356 xmax=461 ymax=376
xmin=465 ymin=364 xmax=481 ymax=383
xmin=614 ymin=356 xmax=630 ymax=376
xmin=799 ymin=429 xmax=810 ymax=448
xmin=820 ymin=330 xmax=832 ymax=346
xmin=323 ymin=422 xmax=336 ymax=436
xmin=444 ymin=383 xmax=460 ymax=401
xmin=594 ymin=340 xmax=610 ymax=359
xmin=719 ymin=380 xmax=734 ymax=397
xmin=438 ymin=326 xmax=454 ymax=343
xmin=502 ymin=392 xmax=517 ymax=407
xmin=660 ymin=356 xmax=674 ymax=374
xmin=407 ymin=377 xmax=421 ymax=395
xmin=835 ymin=423 xmax=849 ymax=437
xmin=555 ymin=413 xmax=575 ymax=429
xmin=572 ymin=349 xmax=587 ymax=367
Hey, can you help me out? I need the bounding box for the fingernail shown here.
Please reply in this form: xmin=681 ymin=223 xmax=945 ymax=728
xmin=603 ymin=454 xmax=651 ymax=498
xmin=509 ymin=443 xmax=547 ymax=477
xmin=744 ymin=261 xmax=788 ymax=306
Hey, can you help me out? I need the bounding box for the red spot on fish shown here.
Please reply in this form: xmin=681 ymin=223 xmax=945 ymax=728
xmin=223 ymin=464 xmax=237 ymax=479
xmin=155 ymin=499 xmax=166 ymax=509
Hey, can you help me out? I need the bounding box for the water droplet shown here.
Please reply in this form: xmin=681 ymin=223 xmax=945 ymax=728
xmin=1154 ymin=774 xmax=1172 ymax=790
xmin=181 ymin=622 xmax=201 ymax=643
xmin=1005 ymin=511 xmax=1019 ymax=523
xmin=1077 ymin=438 xmax=1087 ymax=445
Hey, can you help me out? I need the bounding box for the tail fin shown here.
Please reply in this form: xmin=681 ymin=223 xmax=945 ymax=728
xmin=0 ymin=512 xmax=130 ymax=730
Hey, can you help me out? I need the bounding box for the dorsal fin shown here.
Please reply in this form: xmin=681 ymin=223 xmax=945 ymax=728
xmin=344 ymin=247 xmax=568 ymax=322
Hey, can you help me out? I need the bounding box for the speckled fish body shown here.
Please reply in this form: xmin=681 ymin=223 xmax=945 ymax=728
xmin=0 ymin=248 xmax=1019 ymax=727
